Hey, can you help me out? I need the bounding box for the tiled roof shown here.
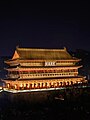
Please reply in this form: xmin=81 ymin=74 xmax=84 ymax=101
xmin=15 ymin=47 xmax=72 ymax=60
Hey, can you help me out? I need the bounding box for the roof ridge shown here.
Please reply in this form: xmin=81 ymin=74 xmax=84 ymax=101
xmin=16 ymin=47 xmax=66 ymax=52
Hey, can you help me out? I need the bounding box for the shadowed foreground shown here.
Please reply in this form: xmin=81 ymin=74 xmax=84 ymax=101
xmin=0 ymin=87 xmax=90 ymax=120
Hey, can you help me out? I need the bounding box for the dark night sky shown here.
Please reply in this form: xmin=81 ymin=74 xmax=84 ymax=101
xmin=0 ymin=2 xmax=90 ymax=56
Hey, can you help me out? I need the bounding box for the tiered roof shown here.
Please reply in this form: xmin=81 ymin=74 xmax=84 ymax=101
xmin=12 ymin=46 xmax=73 ymax=60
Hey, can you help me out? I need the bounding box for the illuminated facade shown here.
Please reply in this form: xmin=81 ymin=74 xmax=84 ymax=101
xmin=3 ymin=47 xmax=87 ymax=92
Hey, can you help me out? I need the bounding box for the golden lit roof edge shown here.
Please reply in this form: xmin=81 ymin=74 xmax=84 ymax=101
xmin=12 ymin=50 xmax=20 ymax=60
xmin=16 ymin=46 xmax=67 ymax=52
